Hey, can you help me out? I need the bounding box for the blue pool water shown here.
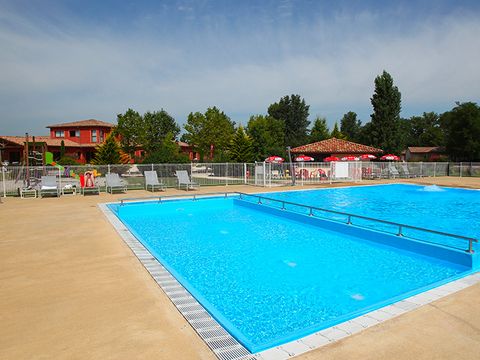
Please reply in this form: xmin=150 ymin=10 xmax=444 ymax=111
xmin=110 ymin=191 xmax=471 ymax=352
xmin=259 ymin=184 xmax=480 ymax=251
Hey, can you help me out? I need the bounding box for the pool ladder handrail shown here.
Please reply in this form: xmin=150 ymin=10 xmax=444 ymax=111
xmin=236 ymin=192 xmax=478 ymax=254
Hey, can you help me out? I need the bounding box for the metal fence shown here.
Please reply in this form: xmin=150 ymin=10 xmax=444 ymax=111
xmin=1 ymin=161 xmax=479 ymax=197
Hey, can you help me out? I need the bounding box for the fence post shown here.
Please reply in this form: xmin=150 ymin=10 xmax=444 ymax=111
xmin=433 ymin=162 xmax=436 ymax=177
xmin=108 ymin=164 xmax=111 ymax=174
xmin=263 ymin=162 xmax=266 ymax=187
xmin=58 ymin=167 xmax=62 ymax=193
xmin=244 ymin=163 xmax=247 ymax=184
xmin=460 ymin=162 xmax=462 ymax=177
xmin=2 ymin=166 xmax=5 ymax=197
xmin=226 ymin=163 xmax=229 ymax=186
xmin=420 ymin=162 xmax=423 ymax=177
xmin=151 ymin=163 xmax=154 ymax=171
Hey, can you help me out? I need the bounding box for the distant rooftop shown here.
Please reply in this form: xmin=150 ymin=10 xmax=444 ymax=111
xmin=291 ymin=137 xmax=383 ymax=154
xmin=407 ymin=146 xmax=445 ymax=154
xmin=46 ymin=119 xmax=115 ymax=128
xmin=0 ymin=135 xmax=97 ymax=147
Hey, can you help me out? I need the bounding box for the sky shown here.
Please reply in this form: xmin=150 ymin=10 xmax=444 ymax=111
xmin=1 ymin=0 xmax=480 ymax=135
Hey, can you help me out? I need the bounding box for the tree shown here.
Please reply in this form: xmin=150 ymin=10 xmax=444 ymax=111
xmin=340 ymin=112 xmax=362 ymax=142
xmin=60 ymin=140 xmax=65 ymax=158
xmin=441 ymin=102 xmax=480 ymax=161
xmin=330 ymin=122 xmax=346 ymax=139
xmin=246 ymin=115 xmax=285 ymax=161
xmin=142 ymin=132 xmax=189 ymax=164
xmin=116 ymin=108 xmax=144 ymax=156
xmin=183 ymin=106 xmax=235 ymax=161
xmin=143 ymin=110 xmax=180 ymax=153
xmin=229 ymin=126 xmax=254 ymax=162
xmin=409 ymin=112 xmax=444 ymax=147
xmin=370 ymin=71 xmax=402 ymax=153
xmin=91 ymin=133 xmax=123 ymax=165
xmin=309 ymin=117 xmax=330 ymax=142
xmin=268 ymin=94 xmax=310 ymax=147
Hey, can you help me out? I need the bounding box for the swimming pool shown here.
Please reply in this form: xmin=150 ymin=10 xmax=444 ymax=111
xmin=109 ymin=187 xmax=474 ymax=353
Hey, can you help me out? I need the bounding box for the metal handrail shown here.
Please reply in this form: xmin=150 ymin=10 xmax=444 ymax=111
xmin=236 ymin=192 xmax=478 ymax=254
xmin=119 ymin=192 xmax=234 ymax=205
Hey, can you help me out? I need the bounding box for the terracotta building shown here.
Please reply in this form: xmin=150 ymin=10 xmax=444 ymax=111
xmin=0 ymin=119 xmax=115 ymax=164
xmin=0 ymin=119 xmax=198 ymax=165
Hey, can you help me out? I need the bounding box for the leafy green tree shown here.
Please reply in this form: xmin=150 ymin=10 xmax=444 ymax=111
xmin=268 ymin=94 xmax=310 ymax=147
xmin=229 ymin=126 xmax=254 ymax=162
xmin=116 ymin=108 xmax=144 ymax=156
xmin=340 ymin=112 xmax=362 ymax=142
xmin=143 ymin=110 xmax=180 ymax=153
xmin=409 ymin=112 xmax=444 ymax=147
xmin=358 ymin=121 xmax=374 ymax=145
xmin=246 ymin=115 xmax=285 ymax=161
xmin=441 ymin=102 xmax=480 ymax=161
xmin=330 ymin=122 xmax=346 ymax=139
xmin=370 ymin=71 xmax=402 ymax=153
xmin=309 ymin=117 xmax=330 ymax=142
xmin=183 ymin=106 xmax=235 ymax=161
xmin=92 ymin=133 xmax=122 ymax=164
xmin=142 ymin=132 xmax=189 ymax=164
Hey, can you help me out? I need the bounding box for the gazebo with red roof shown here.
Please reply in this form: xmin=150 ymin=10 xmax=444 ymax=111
xmin=290 ymin=137 xmax=383 ymax=161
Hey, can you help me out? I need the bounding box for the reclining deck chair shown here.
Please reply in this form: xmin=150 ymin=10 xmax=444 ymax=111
xmin=144 ymin=170 xmax=166 ymax=192
xmin=81 ymin=171 xmax=100 ymax=195
xmin=388 ymin=163 xmax=400 ymax=179
xmin=39 ymin=175 xmax=60 ymax=198
xmin=175 ymin=170 xmax=199 ymax=191
xmin=105 ymin=173 xmax=127 ymax=194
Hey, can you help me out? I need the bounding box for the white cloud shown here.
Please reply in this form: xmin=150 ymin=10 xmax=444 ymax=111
xmin=0 ymin=5 xmax=479 ymax=134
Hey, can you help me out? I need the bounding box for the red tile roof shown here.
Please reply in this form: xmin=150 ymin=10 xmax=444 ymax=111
xmin=46 ymin=119 xmax=115 ymax=128
xmin=0 ymin=135 xmax=97 ymax=147
xmin=407 ymin=146 xmax=444 ymax=154
xmin=291 ymin=137 xmax=383 ymax=154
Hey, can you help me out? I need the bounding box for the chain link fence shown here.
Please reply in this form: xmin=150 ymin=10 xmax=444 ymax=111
xmin=1 ymin=161 xmax=478 ymax=197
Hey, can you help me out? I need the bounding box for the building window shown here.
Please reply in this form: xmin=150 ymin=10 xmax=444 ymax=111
xmin=100 ymin=130 xmax=104 ymax=142
xmin=55 ymin=130 xmax=64 ymax=138
xmin=91 ymin=130 xmax=97 ymax=142
xmin=69 ymin=130 xmax=80 ymax=137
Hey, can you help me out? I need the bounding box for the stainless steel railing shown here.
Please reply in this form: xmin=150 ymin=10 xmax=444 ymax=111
xmin=119 ymin=192 xmax=235 ymax=205
xmin=236 ymin=192 xmax=478 ymax=254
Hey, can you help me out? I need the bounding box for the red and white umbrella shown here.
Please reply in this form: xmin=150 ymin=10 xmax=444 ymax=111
xmin=324 ymin=156 xmax=339 ymax=162
xmin=360 ymin=154 xmax=377 ymax=160
xmin=295 ymin=155 xmax=314 ymax=162
xmin=341 ymin=155 xmax=360 ymax=161
xmin=265 ymin=155 xmax=284 ymax=163
xmin=380 ymin=154 xmax=400 ymax=161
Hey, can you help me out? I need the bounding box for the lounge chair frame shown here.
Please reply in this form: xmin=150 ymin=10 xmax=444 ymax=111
xmin=144 ymin=170 xmax=166 ymax=192
xmin=39 ymin=175 xmax=60 ymax=198
xmin=175 ymin=170 xmax=199 ymax=191
xmin=105 ymin=173 xmax=127 ymax=194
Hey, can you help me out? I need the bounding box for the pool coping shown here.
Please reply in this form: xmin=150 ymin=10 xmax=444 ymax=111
xmin=98 ymin=196 xmax=480 ymax=360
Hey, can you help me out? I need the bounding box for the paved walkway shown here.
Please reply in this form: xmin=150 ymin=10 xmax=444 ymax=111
xmin=1 ymin=178 xmax=479 ymax=359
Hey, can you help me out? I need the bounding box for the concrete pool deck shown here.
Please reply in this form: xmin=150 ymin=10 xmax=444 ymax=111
xmin=1 ymin=177 xmax=479 ymax=359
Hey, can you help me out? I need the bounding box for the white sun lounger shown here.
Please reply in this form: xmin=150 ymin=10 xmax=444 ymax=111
xmin=175 ymin=170 xmax=199 ymax=191
xmin=39 ymin=175 xmax=60 ymax=197
xmin=105 ymin=173 xmax=127 ymax=194
xmin=144 ymin=170 xmax=166 ymax=192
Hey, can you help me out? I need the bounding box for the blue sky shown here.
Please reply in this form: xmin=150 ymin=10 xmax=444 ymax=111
xmin=1 ymin=0 xmax=479 ymax=135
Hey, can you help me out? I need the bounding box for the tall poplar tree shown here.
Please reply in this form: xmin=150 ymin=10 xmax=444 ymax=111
xmin=370 ymin=71 xmax=402 ymax=153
